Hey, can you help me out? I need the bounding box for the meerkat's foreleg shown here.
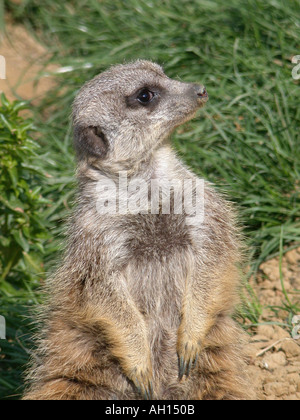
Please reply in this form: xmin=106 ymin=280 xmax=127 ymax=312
xmin=177 ymin=283 xmax=213 ymax=379
xmin=177 ymin=264 xmax=239 ymax=380
xmin=81 ymin=273 xmax=154 ymax=399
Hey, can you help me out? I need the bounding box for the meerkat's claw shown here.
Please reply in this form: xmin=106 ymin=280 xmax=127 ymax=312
xmin=178 ymin=355 xmax=197 ymax=380
xmin=178 ymin=356 xmax=186 ymax=380
xmin=177 ymin=341 xmax=200 ymax=380
xmin=133 ymin=377 xmax=153 ymax=400
xmin=130 ymin=364 xmax=154 ymax=399
xmin=145 ymin=380 xmax=154 ymax=400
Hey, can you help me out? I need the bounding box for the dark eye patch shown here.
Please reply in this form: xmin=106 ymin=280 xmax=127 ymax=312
xmin=126 ymin=85 xmax=163 ymax=110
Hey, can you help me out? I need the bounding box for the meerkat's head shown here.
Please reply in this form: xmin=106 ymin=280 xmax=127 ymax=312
xmin=72 ymin=60 xmax=208 ymax=169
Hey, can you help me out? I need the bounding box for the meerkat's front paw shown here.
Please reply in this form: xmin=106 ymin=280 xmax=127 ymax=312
xmin=177 ymin=331 xmax=202 ymax=381
xmin=129 ymin=365 xmax=154 ymax=400
xmin=128 ymin=361 xmax=154 ymax=400
xmin=122 ymin=349 xmax=154 ymax=399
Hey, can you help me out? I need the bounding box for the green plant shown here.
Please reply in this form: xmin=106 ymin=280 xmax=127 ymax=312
xmin=0 ymin=94 xmax=51 ymax=294
xmin=0 ymin=94 xmax=53 ymax=399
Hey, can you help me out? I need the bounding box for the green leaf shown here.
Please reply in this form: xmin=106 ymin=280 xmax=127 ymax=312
xmin=0 ymin=93 xmax=10 ymax=109
xmin=22 ymin=252 xmax=43 ymax=274
xmin=12 ymin=230 xmax=30 ymax=253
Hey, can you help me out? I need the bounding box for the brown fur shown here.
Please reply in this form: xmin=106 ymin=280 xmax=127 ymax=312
xmin=23 ymin=60 xmax=255 ymax=400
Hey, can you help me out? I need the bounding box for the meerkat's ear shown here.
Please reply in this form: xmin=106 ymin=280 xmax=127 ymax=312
xmin=73 ymin=126 xmax=109 ymax=159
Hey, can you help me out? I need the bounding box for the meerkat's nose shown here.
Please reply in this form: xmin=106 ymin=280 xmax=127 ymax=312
xmin=195 ymin=84 xmax=208 ymax=99
xmin=197 ymin=86 xmax=207 ymax=97
xmin=193 ymin=84 xmax=208 ymax=105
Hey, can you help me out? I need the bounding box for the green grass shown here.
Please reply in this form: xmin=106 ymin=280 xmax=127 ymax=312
xmin=1 ymin=0 xmax=300 ymax=399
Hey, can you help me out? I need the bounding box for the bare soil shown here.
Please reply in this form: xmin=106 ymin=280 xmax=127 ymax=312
xmin=0 ymin=21 xmax=56 ymax=102
xmin=0 ymin=21 xmax=299 ymax=401
xmin=248 ymin=247 xmax=300 ymax=400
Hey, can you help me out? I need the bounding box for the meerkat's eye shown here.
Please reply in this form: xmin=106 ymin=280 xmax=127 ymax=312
xmin=137 ymin=88 xmax=155 ymax=105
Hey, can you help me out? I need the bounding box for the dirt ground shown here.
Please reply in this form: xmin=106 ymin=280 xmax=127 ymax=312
xmin=248 ymin=247 xmax=300 ymax=400
xmin=0 ymin=21 xmax=55 ymax=102
xmin=0 ymin=22 xmax=299 ymax=401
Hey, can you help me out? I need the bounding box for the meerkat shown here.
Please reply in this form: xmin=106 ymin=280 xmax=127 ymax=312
xmin=23 ymin=60 xmax=255 ymax=400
